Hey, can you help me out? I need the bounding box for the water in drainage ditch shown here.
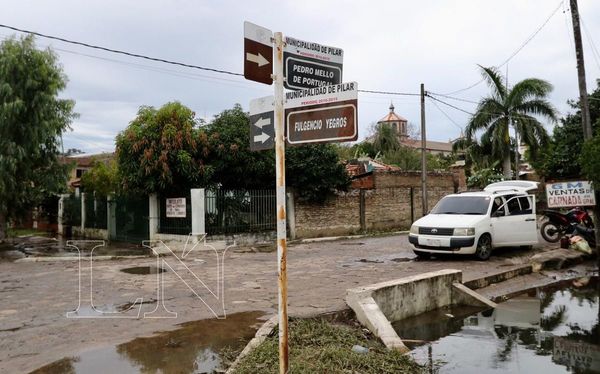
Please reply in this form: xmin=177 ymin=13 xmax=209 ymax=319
xmin=393 ymin=277 xmax=600 ymax=373
xmin=30 ymin=311 xmax=265 ymax=374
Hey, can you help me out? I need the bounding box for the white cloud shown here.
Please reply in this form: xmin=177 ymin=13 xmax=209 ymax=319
xmin=2 ymin=0 xmax=599 ymax=147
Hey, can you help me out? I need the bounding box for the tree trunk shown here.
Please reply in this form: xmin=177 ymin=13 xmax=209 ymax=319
xmin=502 ymin=154 xmax=512 ymax=179
xmin=0 ymin=212 xmax=7 ymax=241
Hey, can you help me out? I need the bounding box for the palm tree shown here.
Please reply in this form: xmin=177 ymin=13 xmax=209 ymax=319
xmin=372 ymin=123 xmax=401 ymax=155
xmin=466 ymin=66 xmax=557 ymax=178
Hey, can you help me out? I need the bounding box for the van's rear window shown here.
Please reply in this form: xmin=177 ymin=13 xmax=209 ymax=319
xmin=430 ymin=196 xmax=490 ymax=215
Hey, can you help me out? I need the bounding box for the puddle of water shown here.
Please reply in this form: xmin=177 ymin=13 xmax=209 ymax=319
xmin=394 ymin=277 xmax=600 ymax=373
xmin=30 ymin=311 xmax=265 ymax=374
xmin=339 ymin=253 xmax=414 ymax=268
xmin=120 ymin=266 xmax=166 ymax=275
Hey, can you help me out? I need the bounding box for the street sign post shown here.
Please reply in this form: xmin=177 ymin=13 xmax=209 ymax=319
xmin=285 ymin=82 xmax=358 ymax=144
xmin=283 ymin=36 xmax=343 ymax=90
xmin=244 ymin=21 xmax=273 ymax=85
xmin=243 ymin=22 xmax=355 ymax=373
xmin=249 ymin=96 xmax=275 ymax=151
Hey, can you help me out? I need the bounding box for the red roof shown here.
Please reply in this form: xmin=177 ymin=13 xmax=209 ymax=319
xmin=378 ymin=111 xmax=407 ymax=123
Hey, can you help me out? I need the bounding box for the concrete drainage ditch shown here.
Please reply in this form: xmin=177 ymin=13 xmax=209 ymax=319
xmin=345 ymin=269 xmax=496 ymax=352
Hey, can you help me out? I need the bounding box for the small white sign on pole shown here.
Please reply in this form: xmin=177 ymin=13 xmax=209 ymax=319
xmin=166 ymin=198 xmax=187 ymax=218
xmin=546 ymin=181 xmax=596 ymax=208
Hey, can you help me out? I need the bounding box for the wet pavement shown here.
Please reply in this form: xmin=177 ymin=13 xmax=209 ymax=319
xmin=30 ymin=311 xmax=264 ymax=374
xmin=398 ymin=277 xmax=600 ymax=373
xmin=0 ymin=233 xmax=595 ymax=373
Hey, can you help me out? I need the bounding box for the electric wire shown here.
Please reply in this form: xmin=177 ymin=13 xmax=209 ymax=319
xmin=581 ymin=19 xmax=600 ymax=72
xmin=428 ymin=97 xmax=464 ymax=130
xmin=0 ymin=23 xmax=244 ymax=77
xmin=442 ymin=0 xmax=564 ymax=95
xmin=0 ymin=24 xmax=421 ymax=97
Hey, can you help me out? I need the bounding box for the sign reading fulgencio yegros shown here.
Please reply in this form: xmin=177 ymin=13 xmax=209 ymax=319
xmin=285 ymin=81 xmax=357 ymax=145
xmin=545 ymin=180 xmax=596 ymax=208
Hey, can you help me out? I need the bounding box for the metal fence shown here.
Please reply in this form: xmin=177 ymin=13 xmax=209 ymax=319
xmin=63 ymin=195 xmax=81 ymax=227
xmin=111 ymin=194 xmax=149 ymax=243
xmin=84 ymin=195 xmax=107 ymax=229
xmin=205 ymin=189 xmax=276 ymax=235
xmin=158 ymin=192 xmax=192 ymax=235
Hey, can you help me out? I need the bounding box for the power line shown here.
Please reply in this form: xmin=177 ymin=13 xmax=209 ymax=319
xmin=427 ymin=95 xmax=474 ymax=116
xmin=442 ymin=0 xmax=564 ymax=95
xmin=581 ymin=19 xmax=600 ymax=72
xmin=428 ymin=97 xmax=464 ymax=130
xmin=357 ymin=89 xmax=419 ymax=96
xmin=426 ymin=92 xmax=479 ymax=104
xmin=0 ymin=24 xmax=422 ymax=97
xmin=0 ymin=23 xmax=244 ymax=77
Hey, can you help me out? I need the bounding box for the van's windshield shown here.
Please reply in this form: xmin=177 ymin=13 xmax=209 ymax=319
xmin=430 ymin=196 xmax=491 ymax=215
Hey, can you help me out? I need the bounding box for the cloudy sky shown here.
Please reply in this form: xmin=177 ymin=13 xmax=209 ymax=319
xmin=2 ymin=0 xmax=600 ymax=153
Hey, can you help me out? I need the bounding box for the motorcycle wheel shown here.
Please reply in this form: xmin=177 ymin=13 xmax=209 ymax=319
xmin=541 ymin=221 xmax=562 ymax=243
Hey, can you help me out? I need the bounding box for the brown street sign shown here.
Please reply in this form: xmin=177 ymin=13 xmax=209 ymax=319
xmin=283 ymin=36 xmax=343 ymax=91
xmin=244 ymin=22 xmax=273 ymax=85
xmin=285 ymin=82 xmax=357 ymax=145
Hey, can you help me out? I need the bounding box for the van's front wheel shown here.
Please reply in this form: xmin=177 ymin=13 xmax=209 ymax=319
xmin=475 ymin=234 xmax=492 ymax=261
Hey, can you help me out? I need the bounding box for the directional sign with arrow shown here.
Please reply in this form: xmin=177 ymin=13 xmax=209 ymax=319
xmin=249 ymin=96 xmax=275 ymax=151
xmin=244 ymin=22 xmax=273 ymax=85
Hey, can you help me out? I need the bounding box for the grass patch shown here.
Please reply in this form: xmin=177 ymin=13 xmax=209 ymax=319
xmin=6 ymin=228 xmax=49 ymax=238
xmin=227 ymin=317 xmax=423 ymax=374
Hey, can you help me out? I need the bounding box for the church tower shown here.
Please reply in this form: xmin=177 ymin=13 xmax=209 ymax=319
xmin=377 ymin=102 xmax=409 ymax=140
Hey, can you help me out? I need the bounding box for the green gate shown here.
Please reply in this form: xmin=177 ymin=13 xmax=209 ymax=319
xmin=110 ymin=195 xmax=149 ymax=243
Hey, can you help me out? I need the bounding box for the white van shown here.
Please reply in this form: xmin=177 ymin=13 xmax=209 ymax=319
xmin=408 ymin=181 xmax=539 ymax=260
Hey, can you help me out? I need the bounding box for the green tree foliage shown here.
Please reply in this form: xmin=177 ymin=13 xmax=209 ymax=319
xmin=581 ymin=135 xmax=600 ymax=188
xmin=534 ymin=80 xmax=600 ymax=179
xmin=372 ymin=123 xmax=400 ymax=155
xmin=116 ymin=103 xmax=350 ymax=202
xmin=466 ymin=66 xmax=557 ymax=177
xmin=286 ymin=144 xmax=350 ymax=203
xmin=204 ymin=104 xmax=274 ymax=189
xmin=80 ymin=159 xmax=119 ymax=196
xmin=115 ymin=102 xmax=211 ymax=194
xmin=466 ymin=162 xmax=504 ymax=189
xmin=0 ymin=35 xmax=76 ymax=239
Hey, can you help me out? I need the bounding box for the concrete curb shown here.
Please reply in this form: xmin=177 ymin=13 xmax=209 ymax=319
xmin=291 ymin=231 xmax=409 ymax=244
xmin=15 ymin=255 xmax=149 ymax=263
xmin=225 ymin=315 xmax=278 ymax=374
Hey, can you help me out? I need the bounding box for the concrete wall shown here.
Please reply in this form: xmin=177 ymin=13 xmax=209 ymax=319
xmin=293 ymin=170 xmax=458 ymax=239
xmin=371 ymin=270 xmax=462 ymax=322
xmin=72 ymin=227 xmax=109 ymax=240
xmin=294 ymin=189 xmax=361 ymax=238
xmin=346 ymin=269 xmax=496 ymax=351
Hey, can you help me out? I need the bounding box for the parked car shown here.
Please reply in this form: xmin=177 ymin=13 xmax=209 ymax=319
xmin=408 ymin=181 xmax=539 ymax=260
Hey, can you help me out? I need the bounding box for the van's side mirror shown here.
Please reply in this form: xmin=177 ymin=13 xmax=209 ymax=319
xmin=491 ymin=210 xmax=502 ymax=218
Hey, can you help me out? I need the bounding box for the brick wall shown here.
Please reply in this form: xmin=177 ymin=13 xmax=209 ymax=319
xmin=294 ymin=189 xmax=361 ymax=238
xmin=293 ymin=170 xmax=458 ymax=239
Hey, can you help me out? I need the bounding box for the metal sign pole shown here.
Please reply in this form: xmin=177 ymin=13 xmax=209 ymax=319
xmin=273 ymin=31 xmax=289 ymax=374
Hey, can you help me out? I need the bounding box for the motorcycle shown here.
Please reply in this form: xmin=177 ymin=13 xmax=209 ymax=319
xmin=540 ymin=207 xmax=594 ymax=243
xmin=570 ymin=222 xmax=596 ymax=248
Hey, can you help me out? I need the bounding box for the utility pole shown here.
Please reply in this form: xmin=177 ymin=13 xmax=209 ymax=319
xmin=420 ymin=83 xmax=428 ymax=215
xmin=569 ymin=0 xmax=599 ymax=258
xmin=570 ymin=0 xmax=593 ymax=140
xmin=273 ymin=31 xmax=289 ymax=374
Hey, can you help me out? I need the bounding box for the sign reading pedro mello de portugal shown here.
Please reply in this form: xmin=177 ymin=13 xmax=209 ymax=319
xmin=285 ymin=82 xmax=358 ymax=145
xmin=283 ymin=36 xmax=343 ymax=90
